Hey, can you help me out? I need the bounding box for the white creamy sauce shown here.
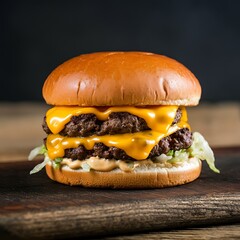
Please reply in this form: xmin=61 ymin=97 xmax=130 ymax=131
xmin=60 ymin=155 xmax=191 ymax=172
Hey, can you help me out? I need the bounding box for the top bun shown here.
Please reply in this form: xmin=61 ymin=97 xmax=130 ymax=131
xmin=43 ymin=52 xmax=201 ymax=106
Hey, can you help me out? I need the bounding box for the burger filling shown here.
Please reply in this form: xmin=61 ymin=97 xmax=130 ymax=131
xmin=42 ymin=108 xmax=182 ymax=137
xmin=29 ymin=106 xmax=219 ymax=174
xmin=42 ymin=109 xmax=191 ymax=160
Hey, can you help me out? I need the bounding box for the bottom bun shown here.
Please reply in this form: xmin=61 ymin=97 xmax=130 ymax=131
xmin=45 ymin=157 xmax=202 ymax=189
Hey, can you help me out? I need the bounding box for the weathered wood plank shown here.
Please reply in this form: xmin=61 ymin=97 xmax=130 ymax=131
xmin=0 ymin=150 xmax=239 ymax=238
xmin=1 ymin=193 xmax=239 ymax=239
xmin=101 ymin=224 xmax=240 ymax=240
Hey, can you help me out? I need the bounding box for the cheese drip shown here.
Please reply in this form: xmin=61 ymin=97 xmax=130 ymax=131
xmin=45 ymin=106 xmax=189 ymax=160
xmin=47 ymin=122 xmax=189 ymax=160
xmin=46 ymin=106 xmax=181 ymax=134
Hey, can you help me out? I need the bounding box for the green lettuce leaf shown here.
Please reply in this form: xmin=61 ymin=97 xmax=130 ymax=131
xmin=28 ymin=145 xmax=50 ymax=174
xmin=189 ymin=132 xmax=220 ymax=173
xmin=53 ymin=157 xmax=63 ymax=169
xmin=30 ymin=155 xmax=50 ymax=175
xmin=28 ymin=145 xmax=47 ymax=161
xmin=164 ymin=132 xmax=219 ymax=173
xmin=168 ymin=149 xmax=189 ymax=163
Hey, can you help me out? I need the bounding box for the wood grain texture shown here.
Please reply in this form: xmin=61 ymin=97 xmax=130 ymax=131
xmin=101 ymin=224 xmax=240 ymax=240
xmin=0 ymin=149 xmax=240 ymax=239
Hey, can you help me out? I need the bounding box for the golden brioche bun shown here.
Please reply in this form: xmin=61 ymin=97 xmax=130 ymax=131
xmin=45 ymin=158 xmax=201 ymax=188
xmin=43 ymin=52 xmax=201 ymax=106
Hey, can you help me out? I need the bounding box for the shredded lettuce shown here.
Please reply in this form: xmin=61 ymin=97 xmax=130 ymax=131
xmin=28 ymin=145 xmax=50 ymax=174
xmin=82 ymin=162 xmax=91 ymax=172
xmin=53 ymin=157 xmax=63 ymax=169
xmin=166 ymin=150 xmax=174 ymax=156
xmin=30 ymin=155 xmax=50 ymax=174
xmin=162 ymin=132 xmax=219 ymax=173
xmin=189 ymin=132 xmax=220 ymax=173
xmin=168 ymin=150 xmax=189 ymax=164
xmin=28 ymin=145 xmax=47 ymax=161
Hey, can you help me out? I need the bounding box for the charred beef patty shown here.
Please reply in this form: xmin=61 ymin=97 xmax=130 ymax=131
xmin=64 ymin=128 xmax=192 ymax=160
xmin=43 ymin=108 xmax=191 ymax=160
xmin=42 ymin=108 xmax=182 ymax=137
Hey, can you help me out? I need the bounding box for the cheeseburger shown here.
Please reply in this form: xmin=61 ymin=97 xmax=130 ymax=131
xmin=29 ymin=52 xmax=219 ymax=188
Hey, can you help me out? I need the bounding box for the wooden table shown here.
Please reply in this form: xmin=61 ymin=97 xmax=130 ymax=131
xmin=0 ymin=102 xmax=240 ymax=239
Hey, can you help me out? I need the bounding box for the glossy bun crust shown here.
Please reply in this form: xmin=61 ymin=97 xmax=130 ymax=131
xmin=45 ymin=158 xmax=202 ymax=188
xmin=43 ymin=52 xmax=201 ymax=106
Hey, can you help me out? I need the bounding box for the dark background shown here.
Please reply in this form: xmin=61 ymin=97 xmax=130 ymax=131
xmin=1 ymin=0 xmax=240 ymax=102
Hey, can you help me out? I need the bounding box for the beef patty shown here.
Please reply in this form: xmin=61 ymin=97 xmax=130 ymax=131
xmin=64 ymin=128 xmax=192 ymax=160
xmin=42 ymin=108 xmax=182 ymax=137
xmin=43 ymin=108 xmax=192 ymax=160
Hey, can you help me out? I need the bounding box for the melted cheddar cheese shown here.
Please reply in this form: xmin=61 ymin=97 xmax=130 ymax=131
xmin=45 ymin=106 xmax=189 ymax=160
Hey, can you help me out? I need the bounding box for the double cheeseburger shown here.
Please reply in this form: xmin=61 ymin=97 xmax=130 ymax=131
xmin=29 ymin=52 xmax=219 ymax=188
